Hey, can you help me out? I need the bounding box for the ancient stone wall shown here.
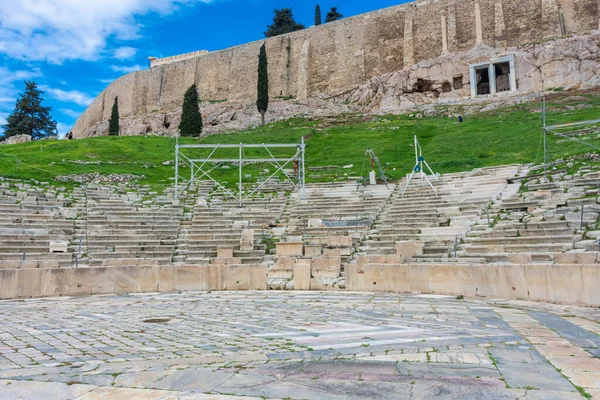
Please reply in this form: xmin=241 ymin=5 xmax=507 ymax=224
xmin=73 ymin=0 xmax=600 ymax=137
xmin=149 ymin=50 xmax=209 ymax=68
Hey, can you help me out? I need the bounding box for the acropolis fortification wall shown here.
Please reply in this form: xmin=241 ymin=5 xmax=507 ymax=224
xmin=72 ymin=0 xmax=600 ymax=137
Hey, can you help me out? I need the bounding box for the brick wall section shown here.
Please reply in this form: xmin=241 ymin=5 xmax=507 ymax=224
xmin=73 ymin=0 xmax=599 ymax=137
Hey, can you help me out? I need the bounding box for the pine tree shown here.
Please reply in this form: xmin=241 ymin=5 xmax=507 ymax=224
xmin=325 ymin=7 xmax=343 ymax=23
xmin=256 ymin=43 xmax=269 ymax=126
xmin=265 ymin=8 xmax=305 ymax=38
xmin=179 ymin=84 xmax=203 ymax=137
xmin=315 ymin=5 xmax=322 ymax=26
xmin=108 ymin=97 xmax=119 ymax=136
xmin=1 ymin=81 xmax=57 ymax=141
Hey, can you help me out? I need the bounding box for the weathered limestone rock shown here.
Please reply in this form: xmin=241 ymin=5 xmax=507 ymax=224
xmin=1 ymin=134 xmax=31 ymax=145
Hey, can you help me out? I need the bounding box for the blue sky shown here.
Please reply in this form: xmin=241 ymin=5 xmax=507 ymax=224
xmin=0 ymin=0 xmax=405 ymax=136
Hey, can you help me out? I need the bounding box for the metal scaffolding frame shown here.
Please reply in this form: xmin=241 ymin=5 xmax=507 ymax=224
xmin=174 ymin=138 xmax=306 ymax=205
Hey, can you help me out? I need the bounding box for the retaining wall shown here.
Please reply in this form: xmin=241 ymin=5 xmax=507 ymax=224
xmin=1 ymin=262 xmax=599 ymax=306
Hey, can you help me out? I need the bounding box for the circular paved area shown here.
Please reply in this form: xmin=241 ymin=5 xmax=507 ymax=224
xmin=0 ymin=291 xmax=599 ymax=399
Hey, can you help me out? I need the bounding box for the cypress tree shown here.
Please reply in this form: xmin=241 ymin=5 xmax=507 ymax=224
xmin=179 ymin=84 xmax=203 ymax=137
xmin=1 ymin=81 xmax=57 ymax=141
xmin=325 ymin=7 xmax=343 ymax=23
xmin=256 ymin=43 xmax=269 ymax=126
xmin=315 ymin=5 xmax=322 ymax=26
xmin=108 ymin=97 xmax=119 ymax=136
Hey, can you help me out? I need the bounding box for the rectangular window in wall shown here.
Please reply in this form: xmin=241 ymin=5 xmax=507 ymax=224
xmin=469 ymin=55 xmax=516 ymax=98
xmin=495 ymin=62 xmax=511 ymax=92
xmin=475 ymin=67 xmax=491 ymax=96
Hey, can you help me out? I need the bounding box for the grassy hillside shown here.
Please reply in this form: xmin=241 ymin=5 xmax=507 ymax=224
xmin=1 ymin=90 xmax=599 ymax=192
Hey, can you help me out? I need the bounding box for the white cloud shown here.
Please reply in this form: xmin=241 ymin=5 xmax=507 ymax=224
xmin=40 ymin=85 xmax=94 ymax=106
xmin=60 ymin=108 xmax=81 ymax=118
xmin=99 ymin=78 xmax=115 ymax=83
xmin=0 ymin=0 xmax=213 ymax=64
xmin=0 ymin=66 xmax=43 ymax=111
xmin=111 ymin=64 xmax=144 ymax=73
xmin=56 ymin=122 xmax=72 ymax=137
xmin=114 ymin=46 xmax=138 ymax=60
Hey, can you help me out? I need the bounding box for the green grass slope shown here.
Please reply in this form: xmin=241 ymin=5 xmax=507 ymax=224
xmin=1 ymin=90 xmax=599 ymax=192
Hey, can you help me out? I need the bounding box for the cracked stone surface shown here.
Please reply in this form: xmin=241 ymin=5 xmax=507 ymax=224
xmin=0 ymin=291 xmax=598 ymax=399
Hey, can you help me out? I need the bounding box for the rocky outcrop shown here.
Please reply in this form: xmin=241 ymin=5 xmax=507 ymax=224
xmin=1 ymin=134 xmax=32 ymax=145
xmin=343 ymin=31 xmax=600 ymax=114
xmin=90 ymin=97 xmax=360 ymax=138
xmin=76 ymin=31 xmax=600 ymax=138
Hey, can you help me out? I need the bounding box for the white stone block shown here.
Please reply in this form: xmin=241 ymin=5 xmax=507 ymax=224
xmin=308 ymin=218 xmax=323 ymax=228
xmin=369 ymin=170 xmax=377 ymax=185
xmin=49 ymin=241 xmax=68 ymax=253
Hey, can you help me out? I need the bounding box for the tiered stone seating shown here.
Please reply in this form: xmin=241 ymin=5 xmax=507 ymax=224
xmin=362 ymin=165 xmax=521 ymax=258
xmin=280 ymin=183 xmax=395 ymax=251
xmin=458 ymin=167 xmax=600 ymax=263
xmin=180 ymin=180 xmax=289 ymax=264
xmin=86 ymin=185 xmax=183 ymax=266
xmin=0 ymin=180 xmax=81 ymax=267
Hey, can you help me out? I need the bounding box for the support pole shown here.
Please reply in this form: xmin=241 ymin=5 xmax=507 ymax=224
xmin=175 ymin=141 xmax=179 ymax=200
xmin=543 ymin=98 xmax=547 ymax=183
xmin=301 ymin=136 xmax=306 ymax=199
xmin=239 ymin=143 xmax=243 ymax=207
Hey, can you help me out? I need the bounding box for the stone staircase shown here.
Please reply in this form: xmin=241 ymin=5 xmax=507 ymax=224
xmin=361 ymin=165 xmax=521 ymax=260
xmin=280 ymin=182 xmax=395 ymax=256
xmin=180 ymin=180 xmax=289 ymax=265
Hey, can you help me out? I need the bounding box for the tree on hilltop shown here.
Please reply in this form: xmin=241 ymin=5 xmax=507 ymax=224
xmin=179 ymin=84 xmax=203 ymax=137
xmin=108 ymin=97 xmax=120 ymax=136
xmin=325 ymin=7 xmax=343 ymax=23
xmin=265 ymin=8 xmax=305 ymax=38
xmin=1 ymin=81 xmax=57 ymax=141
xmin=256 ymin=43 xmax=269 ymax=126
xmin=315 ymin=5 xmax=322 ymax=26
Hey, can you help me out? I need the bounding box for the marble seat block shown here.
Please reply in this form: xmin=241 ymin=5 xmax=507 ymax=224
xmin=304 ymin=245 xmax=322 ymax=258
xmin=311 ymin=256 xmax=341 ymax=279
xmin=554 ymin=252 xmax=599 ymax=264
xmin=327 ymin=236 xmax=352 ymax=248
xmin=276 ymin=242 xmax=303 ymax=257
xmin=217 ymin=247 xmax=234 ymax=258
xmin=509 ymin=254 xmax=533 ymax=264
xmin=395 ymin=241 xmax=424 ymax=260
xmin=240 ymin=229 xmax=254 ymax=251
xmin=49 ymin=241 xmax=68 ymax=253
xmin=212 ymin=257 xmax=242 ymax=265
xmin=308 ymin=218 xmax=323 ymax=228
xmin=293 ymin=260 xmax=311 ymax=290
